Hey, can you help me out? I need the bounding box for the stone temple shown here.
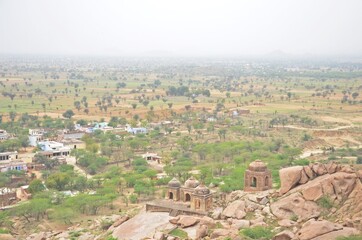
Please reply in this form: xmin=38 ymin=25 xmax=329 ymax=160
xmin=244 ymin=160 xmax=272 ymax=192
xmin=166 ymin=176 xmax=213 ymax=212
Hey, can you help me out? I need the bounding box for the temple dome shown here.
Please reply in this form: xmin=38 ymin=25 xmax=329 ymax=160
xmin=248 ymin=160 xmax=267 ymax=172
xmin=194 ymin=184 xmax=210 ymax=195
xmin=184 ymin=176 xmax=200 ymax=188
xmin=168 ymin=177 xmax=181 ymax=188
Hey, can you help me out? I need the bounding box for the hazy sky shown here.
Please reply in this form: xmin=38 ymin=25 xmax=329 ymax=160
xmin=1 ymin=0 xmax=362 ymax=56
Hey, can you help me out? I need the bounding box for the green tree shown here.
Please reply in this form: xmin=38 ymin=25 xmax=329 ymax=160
xmin=45 ymin=172 xmax=71 ymax=191
xmin=62 ymin=109 xmax=75 ymax=119
xmin=28 ymin=179 xmax=45 ymax=194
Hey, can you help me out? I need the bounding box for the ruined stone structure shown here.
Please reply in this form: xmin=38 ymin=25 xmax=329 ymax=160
xmin=167 ymin=176 xmax=213 ymax=212
xmin=244 ymin=160 xmax=272 ymax=192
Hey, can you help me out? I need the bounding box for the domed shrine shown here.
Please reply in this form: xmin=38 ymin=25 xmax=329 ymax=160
xmin=244 ymin=160 xmax=272 ymax=192
xmin=166 ymin=176 xmax=213 ymax=212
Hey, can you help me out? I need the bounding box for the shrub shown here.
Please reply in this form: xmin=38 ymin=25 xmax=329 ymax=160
xmin=129 ymin=194 xmax=138 ymax=204
xmin=169 ymin=228 xmax=188 ymax=239
xmin=0 ymin=228 xmax=9 ymax=234
xmin=317 ymin=196 xmax=334 ymax=209
xmin=357 ymin=157 xmax=362 ymax=164
xmin=240 ymin=226 xmax=273 ymax=239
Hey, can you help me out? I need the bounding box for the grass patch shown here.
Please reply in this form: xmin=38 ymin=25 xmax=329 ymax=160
xmin=169 ymin=228 xmax=188 ymax=239
xmin=0 ymin=228 xmax=10 ymax=234
xmin=336 ymin=235 xmax=362 ymax=240
xmin=240 ymin=226 xmax=273 ymax=239
xmin=317 ymin=196 xmax=334 ymax=209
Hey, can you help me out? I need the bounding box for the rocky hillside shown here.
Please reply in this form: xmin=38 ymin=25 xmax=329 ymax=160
xmin=111 ymin=162 xmax=362 ymax=239
xmin=5 ymin=162 xmax=361 ymax=240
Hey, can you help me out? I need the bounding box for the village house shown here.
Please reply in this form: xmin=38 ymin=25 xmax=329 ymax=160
xmin=141 ymin=152 xmax=162 ymax=163
xmin=126 ymin=124 xmax=148 ymax=135
xmin=37 ymin=141 xmax=71 ymax=157
xmin=28 ymin=128 xmax=46 ymax=147
xmin=17 ymin=185 xmax=32 ymax=200
xmin=0 ymin=151 xmax=18 ymax=161
xmin=60 ymin=139 xmax=86 ymax=150
xmin=0 ymin=188 xmax=18 ymax=207
xmin=62 ymin=131 xmax=85 ymax=140
xmin=0 ymin=160 xmax=28 ymax=172
xmin=0 ymin=129 xmax=9 ymax=141
xmin=229 ymin=108 xmax=250 ymax=117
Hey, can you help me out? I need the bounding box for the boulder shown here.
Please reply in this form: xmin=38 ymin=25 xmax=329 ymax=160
xmin=312 ymin=163 xmax=328 ymax=176
xmin=299 ymin=169 xmax=309 ymax=184
xmin=325 ymin=162 xmax=338 ymax=174
xmin=196 ymin=225 xmax=208 ymax=239
xmin=0 ymin=234 xmax=16 ymax=240
xmin=277 ymin=219 xmax=297 ymax=227
xmin=211 ymin=207 xmax=223 ymax=220
xmin=153 ymin=231 xmax=166 ymax=240
xmin=199 ymin=216 xmax=216 ymax=228
xmin=271 ymin=192 xmax=321 ymax=221
xmin=262 ymin=206 xmax=271 ymax=215
xmin=235 ymin=210 xmax=246 ymax=219
xmin=272 ymin=230 xmax=295 ymax=240
xmin=279 ymin=166 xmax=303 ymax=194
xmin=296 ymin=219 xmax=343 ymax=240
xmin=303 ymin=165 xmax=315 ymax=180
xmin=111 ymin=216 xmax=129 ymax=228
xmin=210 ymin=229 xmax=231 ymax=239
xmin=231 ymin=219 xmax=250 ymax=230
xmin=301 ymin=181 xmax=324 ymax=201
xmin=250 ymin=216 xmax=265 ymax=227
xmin=336 ymin=179 xmax=362 ymax=222
xmin=340 ymin=165 xmax=355 ymax=173
xmin=177 ymin=216 xmax=199 ymax=228
xmin=288 ymin=172 xmax=357 ymax=203
xmin=78 ymin=233 xmax=95 ymax=240
xmin=169 ymin=216 xmax=180 ymax=225
xmin=311 ymin=227 xmax=360 ymax=240
xmin=26 ymin=232 xmax=47 ymax=240
xmin=222 ymin=200 xmax=245 ymax=218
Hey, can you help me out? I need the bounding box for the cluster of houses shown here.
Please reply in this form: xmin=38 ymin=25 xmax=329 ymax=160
xmin=0 ymin=127 xmax=88 ymax=208
xmin=0 ymin=129 xmax=10 ymax=141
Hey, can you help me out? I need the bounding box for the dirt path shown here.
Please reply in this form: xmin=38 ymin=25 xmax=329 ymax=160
xmin=299 ymin=145 xmax=362 ymax=159
xmin=275 ymin=124 xmax=354 ymax=131
xmin=66 ymin=157 xmax=92 ymax=178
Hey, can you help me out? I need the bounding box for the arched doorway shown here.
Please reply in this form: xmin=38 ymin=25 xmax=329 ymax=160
xmin=251 ymin=177 xmax=257 ymax=187
xmin=195 ymin=200 xmax=200 ymax=209
xmin=185 ymin=193 xmax=191 ymax=202
xmin=265 ymin=176 xmax=269 ymax=187
xmin=169 ymin=192 xmax=173 ymax=200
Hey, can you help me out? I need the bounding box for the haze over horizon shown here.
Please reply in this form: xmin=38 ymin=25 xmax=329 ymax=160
xmin=1 ymin=0 xmax=362 ymax=57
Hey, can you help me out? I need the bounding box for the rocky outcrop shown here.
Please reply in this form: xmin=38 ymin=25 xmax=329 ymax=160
xmin=271 ymin=192 xmax=321 ymax=221
xmin=336 ymin=179 xmax=362 ymax=226
xmin=295 ymin=219 xmax=359 ymax=240
xmin=278 ymin=162 xmax=355 ymax=195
